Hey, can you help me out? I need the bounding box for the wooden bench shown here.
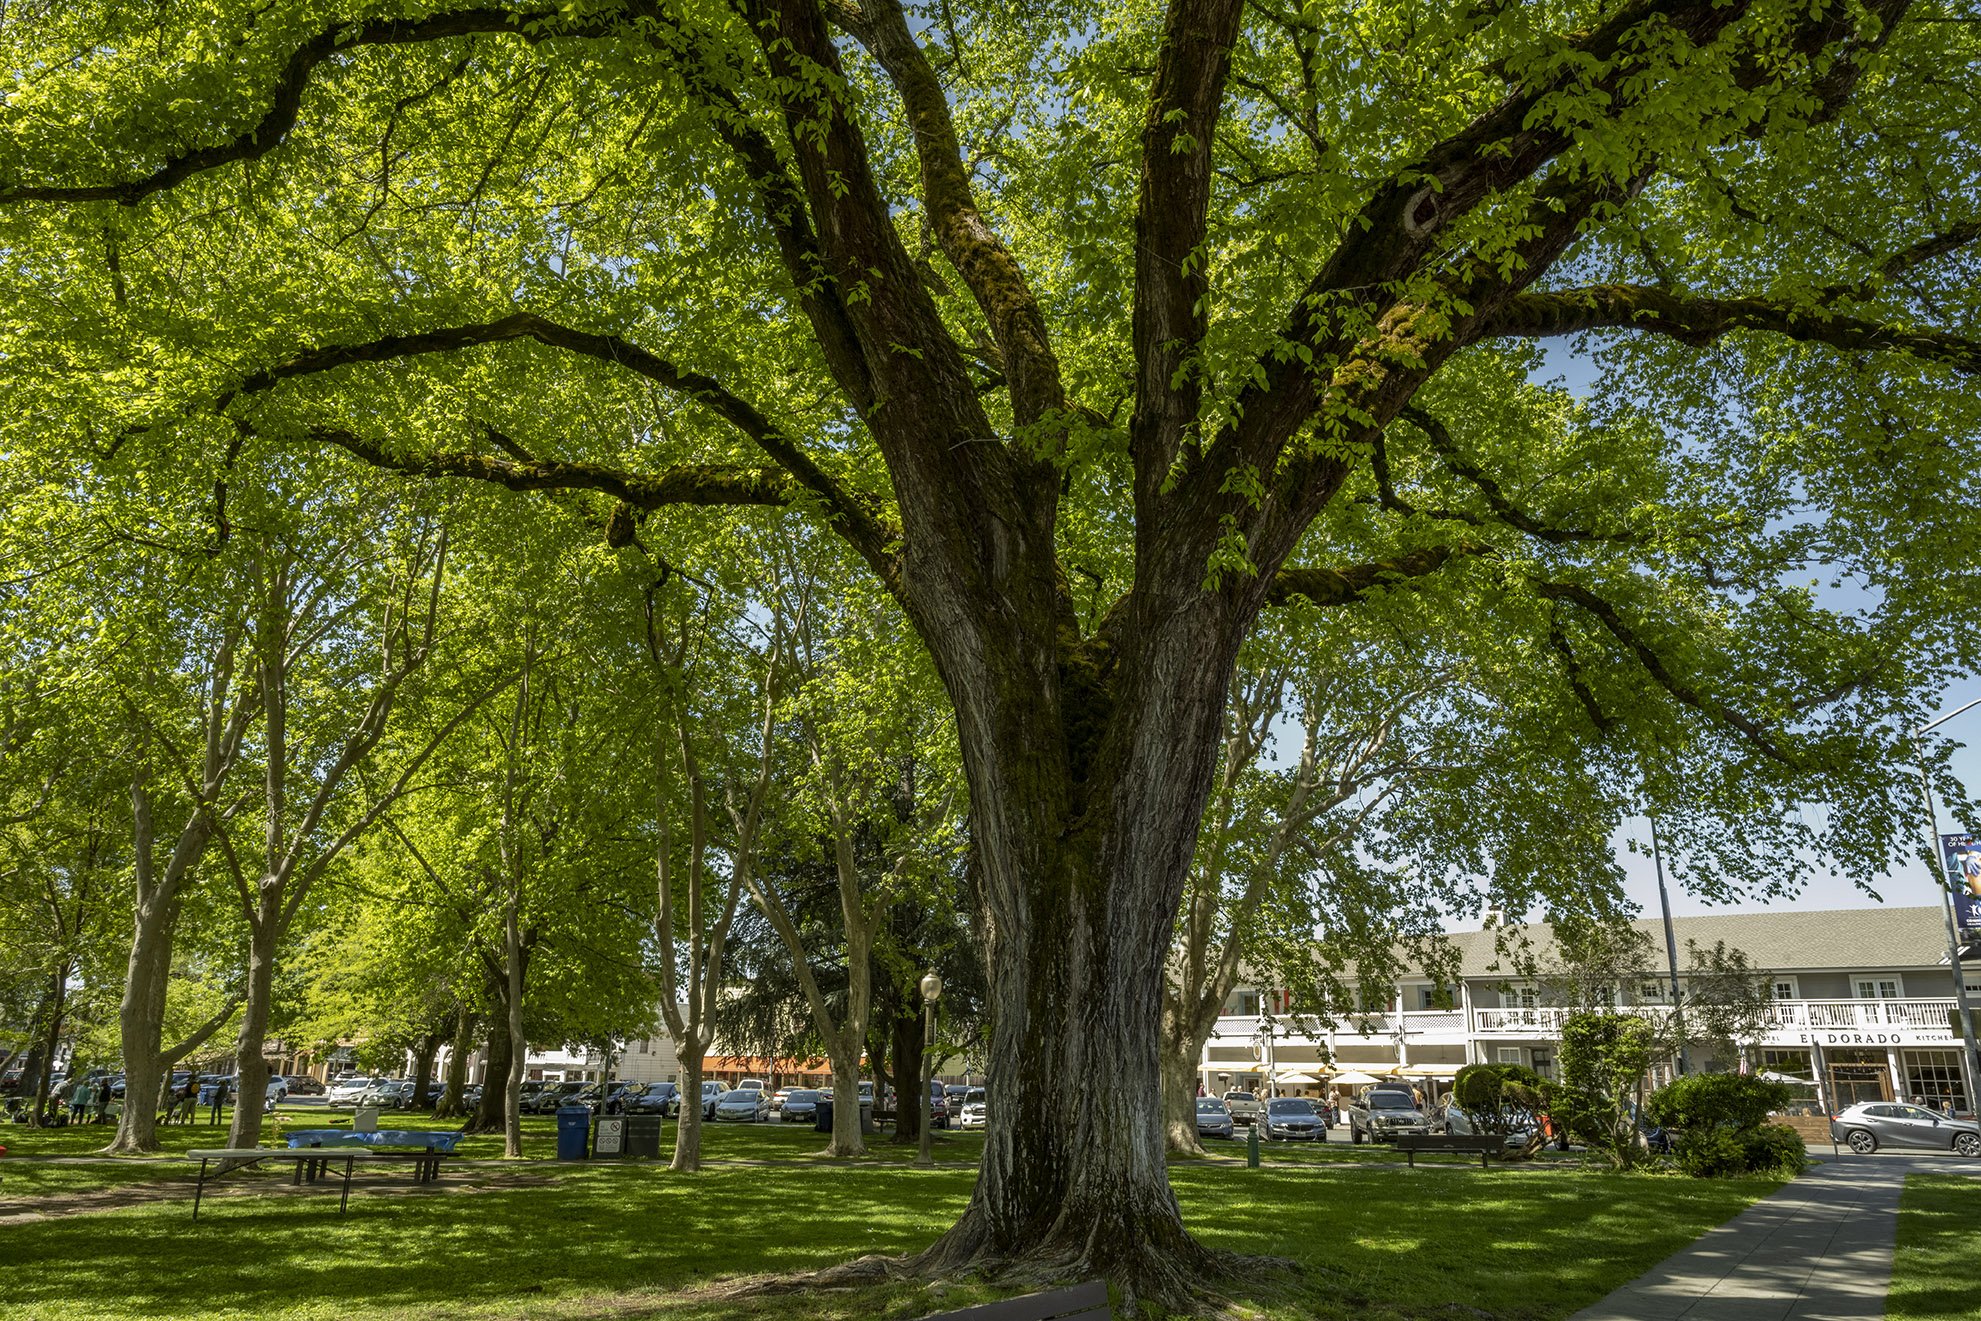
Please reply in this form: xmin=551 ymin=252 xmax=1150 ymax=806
xmin=1394 ymin=1133 xmax=1505 ymax=1168
xmin=919 ymin=1280 xmax=1109 ymax=1321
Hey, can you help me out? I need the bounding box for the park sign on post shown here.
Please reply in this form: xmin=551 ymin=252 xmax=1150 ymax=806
xmin=1943 ymin=834 xmax=1981 ymax=933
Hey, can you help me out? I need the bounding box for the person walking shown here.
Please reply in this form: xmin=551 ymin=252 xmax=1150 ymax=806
xmin=177 ymin=1074 xmax=198 ymax=1125
xmin=208 ymin=1076 xmax=228 ymax=1126
xmin=70 ymin=1077 xmax=94 ymax=1126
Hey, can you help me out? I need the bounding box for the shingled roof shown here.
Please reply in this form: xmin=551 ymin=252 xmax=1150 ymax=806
xmin=1442 ymin=905 xmax=1951 ymax=978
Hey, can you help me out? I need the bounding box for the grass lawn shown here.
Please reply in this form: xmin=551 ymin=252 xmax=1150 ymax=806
xmin=1887 ymin=1175 xmax=1981 ymax=1321
xmin=0 ymin=1110 xmax=988 ymax=1163
xmin=0 ymin=1152 xmax=1775 ymax=1320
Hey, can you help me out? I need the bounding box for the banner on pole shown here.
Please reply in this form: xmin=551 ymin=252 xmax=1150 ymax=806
xmin=1943 ymin=833 xmax=1981 ymax=933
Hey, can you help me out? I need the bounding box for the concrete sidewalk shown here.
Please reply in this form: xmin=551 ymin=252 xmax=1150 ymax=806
xmin=1571 ymin=1153 xmax=1974 ymax=1321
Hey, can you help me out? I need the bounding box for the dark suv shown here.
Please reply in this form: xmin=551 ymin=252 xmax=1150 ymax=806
xmin=1349 ymin=1086 xmax=1430 ymax=1144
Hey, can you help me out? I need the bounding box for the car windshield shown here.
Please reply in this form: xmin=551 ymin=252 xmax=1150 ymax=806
xmin=1197 ymin=1099 xmax=1228 ymax=1113
xmin=1268 ymin=1099 xmax=1315 ymax=1115
xmin=786 ymin=1090 xmax=818 ymax=1102
xmin=965 ymin=1089 xmax=986 ymax=1104
xmin=1227 ymin=1092 xmax=1255 ymax=1102
xmin=1370 ymin=1091 xmax=1416 ymax=1109
xmin=719 ymin=1090 xmax=754 ymax=1102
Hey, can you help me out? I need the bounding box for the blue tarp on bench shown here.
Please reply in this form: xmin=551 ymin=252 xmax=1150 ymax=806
xmin=285 ymin=1129 xmax=465 ymax=1153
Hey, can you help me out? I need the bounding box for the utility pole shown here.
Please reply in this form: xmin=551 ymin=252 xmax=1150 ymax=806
xmin=1652 ymin=817 xmax=1687 ymax=1076
xmin=1912 ymin=698 xmax=1981 ymax=1116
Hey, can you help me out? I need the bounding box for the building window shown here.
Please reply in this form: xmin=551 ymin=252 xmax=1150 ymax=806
xmin=1529 ymin=1047 xmax=1554 ymax=1079
xmin=1855 ymin=976 xmax=1903 ymax=1000
xmin=1772 ymin=979 xmax=1799 ymax=1001
xmin=1496 ymin=1047 xmax=1526 ymax=1066
xmin=1639 ymin=981 xmax=1668 ymax=1004
xmin=1759 ymin=1049 xmax=1814 ymax=1080
xmin=1903 ymin=1050 xmax=1968 ymax=1113
xmin=1230 ymin=991 xmax=1261 ymax=1018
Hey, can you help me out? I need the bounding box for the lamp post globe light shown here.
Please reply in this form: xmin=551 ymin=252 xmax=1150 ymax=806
xmin=918 ymin=970 xmax=943 ymax=1168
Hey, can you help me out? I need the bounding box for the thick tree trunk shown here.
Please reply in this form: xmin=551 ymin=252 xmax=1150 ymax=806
xmin=826 ymin=1042 xmax=866 ymax=1156
xmin=910 ymin=580 xmax=1246 ymax=1298
xmin=466 ymin=1015 xmax=509 ymax=1134
xmin=1160 ymin=1025 xmax=1208 ymax=1158
xmin=409 ymin=1031 xmax=443 ymax=1111
xmin=225 ymin=921 xmax=278 ymax=1148
xmin=108 ymin=892 xmax=177 ymax=1152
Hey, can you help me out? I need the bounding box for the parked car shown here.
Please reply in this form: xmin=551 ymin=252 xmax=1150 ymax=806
xmin=1262 ymin=1097 xmax=1327 ymax=1141
xmin=1349 ymin=1086 xmax=1430 ymax=1144
xmin=1222 ymin=1091 xmax=1265 ymax=1126
xmin=1195 ymin=1097 xmax=1235 ymax=1140
xmin=1436 ymin=1101 xmax=1536 ymax=1143
xmin=737 ymin=1078 xmax=766 ymax=1093
xmin=778 ymin=1089 xmax=822 ymax=1123
xmin=714 ymin=1089 xmax=769 ymax=1122
xmin=925 ymin=1083 xmax=950 ymax=1130
xmin=358 ymin=1079 xmax=413 ymax=1110
xmin=327 ymin=1076 xmax=374 ymax=1106
xmin=959 ymin=1087 xmax=987 ymax=1130
xmin=628 ymin=1082 xmax=679 ymax=1116
xmin=283 ymin=1075 xmax=326 ymax=1096
xmin=527 ymin=1082 xmax=590 ymax=1114
xmin=700 ymin=1081 xmax=726 ymax=1120
xmin=265 ymin=1076 xmax=289 ymax=1105
xmin=1831 ymin=1102 xmax=1981 ymax=1157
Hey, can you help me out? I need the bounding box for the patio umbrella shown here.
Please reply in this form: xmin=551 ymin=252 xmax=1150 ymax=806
xmin=1328 ymin=1070 xmax=1384 ymax=1086
xmin=1273 ymin=1071 xmax=1319 ymax=1085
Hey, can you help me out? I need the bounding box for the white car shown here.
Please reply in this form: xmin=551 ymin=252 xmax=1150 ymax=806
xmin=327 ymin=1076 xmax=374 ymax=1105
xmin=959 ymin=1087 xmax=987 ymax=1130
xmin=738 ymin=1078 xmax=766 ymax=1092
xmin=714 ymin=1089 xmax=769 ymax=1122
xmin=265 ymin=1077 xmax=288 ymax=1106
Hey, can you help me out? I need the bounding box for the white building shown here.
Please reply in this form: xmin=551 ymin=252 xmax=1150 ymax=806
xmin=1203 ymin=906 xmax=1979 ymax=1112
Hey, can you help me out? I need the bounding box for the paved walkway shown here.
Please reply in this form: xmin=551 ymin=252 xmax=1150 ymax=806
xmin=1572 ymin=1152 xmax=1977 ymax=1320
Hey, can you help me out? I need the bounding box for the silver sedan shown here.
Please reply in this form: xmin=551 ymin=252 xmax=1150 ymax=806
xmin=713 ymin=1089 xmax=769 ymax=1122
xmin=1830 ymin=1101 xmax=1981 ymax=1157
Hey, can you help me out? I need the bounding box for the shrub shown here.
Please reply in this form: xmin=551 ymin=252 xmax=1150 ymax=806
xmin=1645 ymin=1072 xmax=1790 ymax=1132
xmin=1743 ymin=1122 xmax=1809 ymax=1176
xmin=1672 ymin=1126 xmax=1748 ymax=1178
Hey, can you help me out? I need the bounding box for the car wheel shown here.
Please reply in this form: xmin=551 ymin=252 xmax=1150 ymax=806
xmin=1954 ymin=1132 xmax=1981 ymax=1159
xmin=1846 ymin=1129 xmax=1878 ymax=1155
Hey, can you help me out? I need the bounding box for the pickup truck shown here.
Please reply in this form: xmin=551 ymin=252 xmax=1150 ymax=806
xmin=1222 ymin=1090 xmax=1265 ymax=1126
xmin=1349 ymin=1085 xmax=1431 ymax=1144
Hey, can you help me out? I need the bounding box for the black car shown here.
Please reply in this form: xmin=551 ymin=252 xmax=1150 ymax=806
xmin=1261 ymin=1097 xmax=1327 ymax=1141
xmin=778 ymin=1088 xmax=822 ymax=1123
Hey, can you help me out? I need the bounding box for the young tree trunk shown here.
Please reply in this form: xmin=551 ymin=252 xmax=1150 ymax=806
xmin=434 ymin=1005 xmax=474 ymax=1119
xmin=27 ymin=966 xmax=67 ymax=1129
xmin=502 ymin=905 xmax=528 ymax=1158
xmin=891 ymin=1006 xmax=923 ymax=1145
xmin=225 ymin=918 xmax=279 ymax=1148
xmin=107 ymin=891 xmax=178 ymax=1152
xmin=670 ymin=1035 xmax=706 ymax=1172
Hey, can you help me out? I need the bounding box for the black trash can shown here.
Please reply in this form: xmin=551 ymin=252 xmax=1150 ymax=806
xmin=593 ymin=1114 xmax=626 ymax=1158
xmin=624 ymin=1112 xmax=662 ymax=1158
xmin=556 ymin=1105 xmax=591 ymax=1160
xmin=814 ymin=1096 xmax=834 ymax=1133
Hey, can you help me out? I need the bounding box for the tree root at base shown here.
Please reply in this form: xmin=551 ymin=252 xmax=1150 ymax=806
xmin=696 ymin=1239 xmax=1301 ymax=1317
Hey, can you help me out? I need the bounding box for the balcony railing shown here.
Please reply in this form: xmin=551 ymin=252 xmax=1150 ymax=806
xmin=1208 ymin=999 xmax=1962 ymax=1045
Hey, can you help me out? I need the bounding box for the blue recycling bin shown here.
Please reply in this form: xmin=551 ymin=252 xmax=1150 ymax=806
xmin=556 ymin=1105 xmax=591 ymax=1160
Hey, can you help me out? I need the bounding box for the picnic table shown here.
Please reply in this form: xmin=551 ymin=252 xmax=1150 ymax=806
xmin=284 ymin=1129 xmax=464 ymax=1183
xmin=186 ymin=1147 xmax=374 ymax=1221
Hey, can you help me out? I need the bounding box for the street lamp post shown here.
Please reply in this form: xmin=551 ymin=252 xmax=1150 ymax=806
xmin=1651 ymin=817 xmax=1688 ymax=1076
xmin=917 ymin=970 xmax=943 ymax=1169
xmin=1913 ymin=699 xmax=1981 ymax=1116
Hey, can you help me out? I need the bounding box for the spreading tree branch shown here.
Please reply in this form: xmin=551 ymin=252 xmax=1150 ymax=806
xmin=1264 ymin=542 xmax=1488 ymax=609
xmin=1482 ymin=284 xmax=1981 ymax=373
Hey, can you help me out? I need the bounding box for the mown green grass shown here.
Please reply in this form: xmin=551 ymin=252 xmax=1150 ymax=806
xmin=0 ymin=1152 xmax=1775 ymax=1320
xmin=1887 ymin=1174 xmax=1981 ymax=1321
